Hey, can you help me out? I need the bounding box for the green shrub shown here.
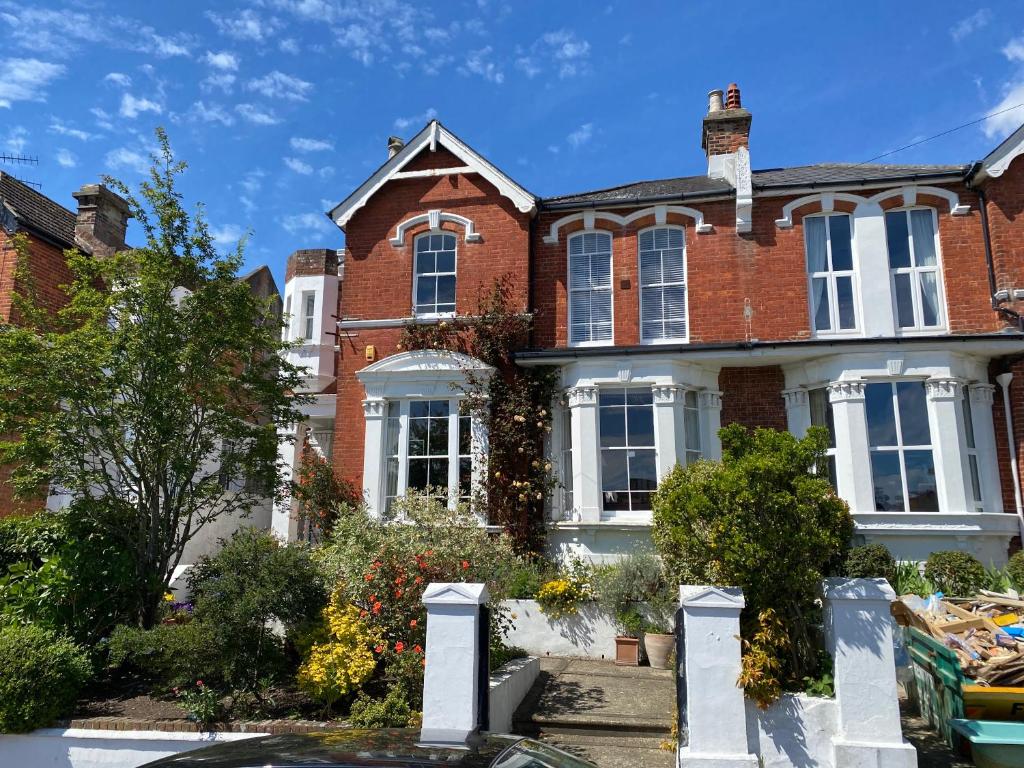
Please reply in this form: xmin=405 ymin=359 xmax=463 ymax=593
xmin=0 ymin=515 xmax=64 ymax=572
xmin=843 ymin=544 xmax=896 ymax=582
xmin=891 ymin=561 xmax=933 ymax=597
xmin=0 ymin=624 xmax=92 ymax=732
xmin=502 ymin=557 xmax=556 ymax=600
xmin=188 ymin=528 xmax=327 ymax=694
xmin=652 ymin=425 xmax=853 ymax=701
xmin=1008 ymin=551 xmax=1024 ymax=591
xmin=924 ymin=551 xmax=986 ymax=597
xmin=593 ymin=550 xmax=675 ymax=635
xmin=348 ymin=685 xmax=414 ymax=728
xmin=106 ymin=622 xmax=221 ymax=691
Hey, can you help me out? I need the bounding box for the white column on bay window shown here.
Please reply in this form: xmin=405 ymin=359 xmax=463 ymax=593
xmin=969 ymin=383 xmax=1003 ymax=513
xmin=852 ymin=202 xmax=896 ymax=338
xmin=783 ymin=388 xmax=811 ymax=437
xmin=925 ymin=378 xmax=970 ymax=514
xmin=361 ymin=398 xmax=387 ymax=519
xmin=828 ymin=380 xmax=875 ymax=512
xmin=652 ymin=385 xmax=684 ymax=479
xmin=699 ymin=390 xmax=723 ymax=461
xmin=567 ymin=386 xmax=601 ymax=524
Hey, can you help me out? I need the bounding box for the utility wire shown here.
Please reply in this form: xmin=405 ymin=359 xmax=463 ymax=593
xmin=859 ymin=102 xmax=1024 ymax=164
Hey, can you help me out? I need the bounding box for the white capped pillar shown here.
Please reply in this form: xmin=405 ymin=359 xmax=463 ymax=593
xmin=653 ymin=384 xmax=684 ymax=479
xmin=969 ymin=383 xmax=1003 ymax=513
xmin=783 ymin=387 xmax=811 ymax=437
xmin=926 ymin=378 xmax=970 ymax=514
xmin=699 ymin=390 xmax=723 ymax=461
xmin=828 ymin=380 xmax=875 ymax=513
xmin=568 ymin=386 xmax=602 ymax=524
xmin=361 ymin=398 xmax=386 ymax=518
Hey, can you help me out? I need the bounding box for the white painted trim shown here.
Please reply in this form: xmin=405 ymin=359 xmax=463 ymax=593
xmin=543 ymin=204 xmax=713 ymax=244
xmin=976 ymin=123 xmax=1024 ymax=182
xmin=868 ymin=185 xmax=969 ymax=216
xmin=390 ymin=210 xmax=482 ymax=247
xmin=329 ymin=121 xmax=536 ymax=229
xmin=392 ymin=166 xmax=475 ymax=179
xmin=775 ymin=192 xmax=868 ymax=229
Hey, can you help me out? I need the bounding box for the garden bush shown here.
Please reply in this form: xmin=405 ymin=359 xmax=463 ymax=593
xmin=593 ymin=550 xmax=675 ymax=635
xmin=843 ymin=544 xmax=896 ymax=582
xmin=0 ymin=514 xmax=64 ymax=572
xmin=652 ymin=425 xmax=853 ymax=705
xmin=107 ymin=622 xmax=222 ymax=691
xmin=924 ymin=550 xmax=986 ymax=597
xmin=0 ymin=624 xmax=92 ymax=732
xmin=1008 ymin=551 xmax=1024 ymax=591
xmin=348 ymin=685 xmax=415 ymax=729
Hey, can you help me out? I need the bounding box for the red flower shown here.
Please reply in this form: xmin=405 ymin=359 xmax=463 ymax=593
xmin=394 ymin=589 xmax=403 ymax=598
xmin=413 ymin=644 xmax=423 ymax=654
xmin=374 ymin=644 xmax=384 ymax=654
xmin=369 ymin=594 xmax=377 ymax=602
xmin=196 ymin=680 xmax=204 ymax=687
xmin=364 ymin=573 xmax=374 ymax=582
xmin=461 ymin=560 xmax=470 ymax=570
xmin=359 ymin=609 xmax=368 ymax=618
xmin=409 ymin=619 xmax=417 ymax=628
xmin=372 ymin=602 xmax=382 ymax=614
xmin=395 ymin=641 xmax=405 ymax=654
xmin=371 ymin=561 xmax=381 ymax=570
xmin=414 ymin=576 xmax=423 ymax=585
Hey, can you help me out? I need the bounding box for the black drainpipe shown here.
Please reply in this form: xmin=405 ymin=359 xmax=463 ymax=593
xmin=971 ymin=177 xmax=1024 ymax=330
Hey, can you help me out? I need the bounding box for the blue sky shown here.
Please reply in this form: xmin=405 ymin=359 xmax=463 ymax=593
xmin=3 ymin=1 xmax=1024 ymax=289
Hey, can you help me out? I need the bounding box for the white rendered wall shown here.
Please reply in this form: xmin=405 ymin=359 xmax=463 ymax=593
xmin=488 ymin=656 xmax=540 ymax=734
xmin=502 ymin=599 xmax=620 ymax=659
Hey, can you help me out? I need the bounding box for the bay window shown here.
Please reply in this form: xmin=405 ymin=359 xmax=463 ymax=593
xmin=805 ymin=214 xmax=857 ymax=334
xmin=808 ymin=387 xmax=837 ymax=490
xmin=885 ymin=209 xmax=944 ymax=330
xmin=599 ymin=388 xmax=656 ymax=514
xmin=683 ymin=389 xmax=701 ymax=465
xmin=961 ymin=387 xmax=983 ymax=511
xmin=414 ymin=232 xmax=457 ymax=316
xmin=865 ymin=381 xmax=937 ymax=512
xmin=568 ymin=231 xmax=613 ymax=345
xmin=300 ymin=291 xmax=316 ymax=340
xmin=639 ymin=227 xmax=687 ymax=342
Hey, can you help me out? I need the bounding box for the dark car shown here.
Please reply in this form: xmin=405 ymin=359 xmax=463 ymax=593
xmin=139 ymin=729 xmax=597 ymax=768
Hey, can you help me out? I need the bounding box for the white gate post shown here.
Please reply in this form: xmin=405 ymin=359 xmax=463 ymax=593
xmin=679 ymin=585 xmax=758 ymax=768
xmin=824 ymin=578 xmax=917 ymax=768
xmin=420 ymin=582 xmax=489 ymax=745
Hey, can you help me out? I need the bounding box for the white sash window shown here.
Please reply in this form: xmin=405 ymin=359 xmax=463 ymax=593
xmin=639 ymin=227 xmax=687 ymax=342
xmin=568 ymin=231 xmax=613 ymax=345
xmin=805 ymin=214 xmax=857 ymax=334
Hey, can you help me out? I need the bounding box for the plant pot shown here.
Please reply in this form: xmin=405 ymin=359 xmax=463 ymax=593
xmin=614 ymin=636 xmax=640 ymax=666
xmin=644 ymin=633 xmax=675 ymax=669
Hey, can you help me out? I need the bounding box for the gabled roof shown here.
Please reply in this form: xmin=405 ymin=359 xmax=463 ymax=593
xmin=973 ymin=122 xmax=1024 ymax=183
xmin=0 ymin=172 xmax=76 ymax=248
xmin=327 ymin=120 xmax=536 ymax=229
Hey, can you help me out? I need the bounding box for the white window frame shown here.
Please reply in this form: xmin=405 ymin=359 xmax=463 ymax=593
xmin=884 ymin=207 xmax=947 ymax=333
xmin=300 ymin=290 xmax=316 ymax=341
xmin=597 ymin=386 xmax=658 ymax=518
xmin=865 ymin=379 xmax=937 ymax=513
xmin=567 ymin=230 xmax=614 ymax=347
xmin=804 ymin=213 xmax=859 ymax=336
xmin=412 ymin=230 xmax=458 ymax=319
xmin=638 ymin=225 xmax=688 ymax=344
xmin=683 ymin=388 xmax=702 ymax=465
xmin=960 ymin=386 xmax=984 ymax=512
xmin=283 ymin=294 xmax=292 ymax=341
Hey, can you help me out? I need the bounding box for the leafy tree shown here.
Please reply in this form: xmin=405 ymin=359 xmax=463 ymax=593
xmin=652 ymin=425 xmax=853 ymax=703
xmin=0 ymin=128 xmax=307 ymax=627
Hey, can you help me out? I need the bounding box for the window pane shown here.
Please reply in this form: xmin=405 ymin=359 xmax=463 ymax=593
xmin=893 ymin=273 xmax=915 ymax=328
xmin=828 ymin=215 xmax=853 ymax=271
xmin=601 ymin=389 xmax=626 ymax=407
xmin=871 ymin=452 xmax=904 ymax=511
xmin=459 ymin=457 xmax=472 ymax=498
xmin=919 ymin=271 xmax=940 ymax=326
xmin=885 ymin=211 xmax=911 ymax=269
xmin=599 ymin=406 xmax=626 ymax=448
xmin=628 ymin=450 xmax=657 ymax=490
xmin=811 ymin=277 xmax=830 ymax=331
xmin=430 ymin=234 xmax=442 ymax=251
xmin=630 ymin=491 xmax=652 ymax=511
xmin=905 ymin=450 xmax=937 ymax=511
xmin=684 ymin=403 xmax=700 ymax=451
xmin=436 ymin=275 xmax=456 ymax=305
xmin=808 ymin=388 xmax=836 ymax=448
xmin=642 ymin=287 xmax=663 ymax=339
xmin=962 ymin=389 xmax=977 ymax=449
xmin=410 ymin=400 xmax=429 ymax=418
xmin=416 ymin=277 xmax=435 ymax=307
xmin=427 ymin=415 xmax=448 ymax=455
xmin=969 ymin=455 xmax=982 ymax=504
xmin=910 ymin=210 xmax=937 ymax=267
xmin=639 ymin=250 xmax=662 ymax=285
xmin=408 ymin=419 xmax=428 ymax=456
xmin=442 ymin=234 xmax=456 ymax=250
xmin=626 ymin=389 xmax=653 ymax=406
xmin=416 ymin=237 xmax=429 ymax=253
xmin=428 ymin=400 xmax=449 ymax=418
xmin=627 ymin=404 xmax=655 ymax=446
xmin=896 ymin=382 xmax=931 ymax=446
xmin=836 ymin=276 xmax=856 ymax=329
xmin=601 ymin=450 xmax=628 ymax=492
xmin=865 ymin=383 xmax=897 ymax=447
xmin=416 ymin=252 xmax=435 ymax=273
xmin=428 ymin=458 xmax=449 ymax=488
xmin=436 ymin=250 xmax=455 ymax=273
xmin=459 ymin=414 xmax=472 ymax=455
xmin=590 ymin=290 xmax=612 ymax=326
xmin=569 ymin=254 xmax=591 ymax=290
xmin=663 ymin=248 xmax=685 ymax=283
xmin=590 ymin=252 xmax=611 ymax=288
xmin=408 ymin=458 xmax=428 ymax=489
xmin=805 ymin=217 xmax=828 ymax=272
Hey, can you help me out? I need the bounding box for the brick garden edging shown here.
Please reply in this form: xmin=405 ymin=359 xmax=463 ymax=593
xmin=59 ymin=716 xmax=337 ymax=735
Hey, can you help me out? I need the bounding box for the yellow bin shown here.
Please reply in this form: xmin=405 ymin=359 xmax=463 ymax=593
xmin=963 ymin=685 xmax=1024 ymax=721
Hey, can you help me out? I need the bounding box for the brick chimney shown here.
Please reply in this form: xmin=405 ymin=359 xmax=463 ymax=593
xmin=72 ymin=183 xmax=130 ymax=258
xmin=702 ymin=82 xmax=752 ymax=163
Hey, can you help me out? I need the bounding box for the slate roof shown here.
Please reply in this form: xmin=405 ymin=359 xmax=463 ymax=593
xmin=0 ymin=172 xmax=76 ymax=247
xmin=542 ymin=162 xmax=971 ymax=208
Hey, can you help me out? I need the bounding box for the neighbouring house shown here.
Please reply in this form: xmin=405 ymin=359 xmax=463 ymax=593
xmin=285 ymin=83 xmax=1024 ymax=565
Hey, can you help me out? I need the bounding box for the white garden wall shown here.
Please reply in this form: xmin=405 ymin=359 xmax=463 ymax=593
xmin=501 ymin=599 xmax=619 ymax=659
xmin=488 ymin=656 xmax=540 ymax=734
xmin=748 ymin=695 xmax=838 ymax=768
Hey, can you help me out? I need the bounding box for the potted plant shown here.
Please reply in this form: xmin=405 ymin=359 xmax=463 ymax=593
xmin=595 ymin=550 xmax=675 ymax=667
xmin=613 ymin=608 xmax=644 ymax=666
xmin=642 ymin=614 xmax=675 ymax=670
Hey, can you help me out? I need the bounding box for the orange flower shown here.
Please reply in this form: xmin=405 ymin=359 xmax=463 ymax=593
xmin=461 ymin=560 xmax=470 ymax=570
xmin=414 ymin=576 xmax=423 ymax=585
xmin=369 ymin=594 xmax=377 ymax=602
xmin=394 ymin=589 xmax=403 ymax=598
xmin=364 ymin=573 xmax=374 ymax=582
xmin=395 ymin=641 xmax=405 ymax=653
xmin=413 ymin=644 xmax=423 ymax=654
xmin=374 ymin=644 xmax=384 ymax=654
xmin=372 ymin=602 xmax=382 ymax=614
xmin=360 ymin=609 xmax=368 ymax=618
xmin=409 ymin=619 xmax=418 ymax=628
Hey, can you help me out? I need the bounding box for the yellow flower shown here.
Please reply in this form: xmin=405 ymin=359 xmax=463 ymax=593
xmin=297 ymin=595 xmax=377 ymax=705
xmin=163 ymin=592 xmax=175 ymax=602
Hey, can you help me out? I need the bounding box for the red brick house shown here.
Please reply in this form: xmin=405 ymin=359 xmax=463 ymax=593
xmin=276 ymin=84 xmax=1024 ymax=564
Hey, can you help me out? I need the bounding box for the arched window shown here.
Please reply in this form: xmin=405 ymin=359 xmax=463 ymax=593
xmin=413 ymin=232 xmax=457 ymax=317
xmin=804 ymin=213 xmax=857 ymax=334
xmin=884 ymin=208 xmax=944 ymax=330
xmin=568 ymin=231 xmax=613 ymax=345
xmin=638 ymin=226 xmax=687 ymax=342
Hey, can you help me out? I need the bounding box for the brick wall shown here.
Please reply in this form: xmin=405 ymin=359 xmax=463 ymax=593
xmin=984 ymin=153 xmax=1024 ymax=325
xmin=719 ymin=366 xmax=787 ymax=432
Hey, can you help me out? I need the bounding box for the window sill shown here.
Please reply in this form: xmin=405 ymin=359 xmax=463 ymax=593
xmin=852 ymin=511 xmax=1020 ymax=535
xmin=639 ymin=337 xmax=689 ymax=346
xmin=568 ymin=340 xmax=616 ymax=349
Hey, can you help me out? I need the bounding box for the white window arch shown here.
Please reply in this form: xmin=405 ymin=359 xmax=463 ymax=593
xmin=568 ymin=230 xmax=613 ymax=346
xmin=804 ymin=213 xmax=857 ymax=334
xmin=883 ymin=207 xmax=946 ymax=331
xmin=413 ymin=231 xmax=457 ymax=317
xmin=638 ymin=226 xmax=687 ymax=342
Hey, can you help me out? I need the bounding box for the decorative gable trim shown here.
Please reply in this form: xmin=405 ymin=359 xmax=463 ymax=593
xmin=328 ymin=121 xmax=536 ymax=230
xmin=867 ymin=186 xmax=970 ymax=216
xmin=390 ymin=210 xmax=482 ymax=247
xmin=679 ymin=585 xmax=745 ymax=609
xmin=542 ymin=204 xmax=713 ymax=244
xmin=975 ymin=123 xmax=1024 ymax=183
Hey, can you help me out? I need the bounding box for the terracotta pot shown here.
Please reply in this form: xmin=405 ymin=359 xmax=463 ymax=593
xmin=615 ymin=636 xmax=640 ymax=666
xmin=644 ymin=633 xmax=675 ymax=669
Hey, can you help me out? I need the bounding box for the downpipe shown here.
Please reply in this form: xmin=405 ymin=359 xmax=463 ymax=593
xmin=995 ymin=373 xmax=1024 ymax=543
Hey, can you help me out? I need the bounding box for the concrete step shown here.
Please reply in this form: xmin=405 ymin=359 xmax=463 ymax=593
xmin=535 ymin=729 xmax=671 ymax=750
xmin=516 ymin=711 xmax=673 ymax=736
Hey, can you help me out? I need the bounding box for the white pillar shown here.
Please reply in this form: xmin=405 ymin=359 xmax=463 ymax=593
xmin=679 ymin=585 xmax=758 ymax=768
xmin=699 ymin=390 xmax=723 ymax=461
xmin=853 ymin=202 xmax=897 ymax=338
xmin=361 ymin=398 xmax=386 ymax=519
xmin=421 ymin=582 xmax=489 ymax=745
xmin=829 ymin=380 xmax=875 ymax=513
xmin=783 ymin=388 xmax=811 ymax=437
xmin=568 ymin=386 xmax=602 ymax=524
xmin=824 ymin=578 xmax=917 ymax=768
xmin=969 ymin=384 xmax=1003 ymax=513
xmin=272 ymin=422 xmax=305 ymax=541
xmin=653 ymin=384 xmax=684 ymax=479
xmin=926 ymin=378 xmax=970 ymax=513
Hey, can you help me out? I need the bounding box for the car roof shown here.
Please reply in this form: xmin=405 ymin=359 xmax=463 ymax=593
xmin=142 ymin=729 xmax=521 ymax=768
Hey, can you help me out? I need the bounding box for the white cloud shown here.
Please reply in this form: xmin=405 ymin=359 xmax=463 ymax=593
xmin=49 ymin=118 xmax=94 ymax=141
xmin=203 ymin=50 xmax=239 ymax=70
xmin=210 ymin=224 xmax=244 ymax=248
xmin=515 ymin=56 xmax=541 ymax=78
xmin=983 ymin=34 xmax=1024 ymax=139
xmin=136 ymin=28 xmax=192 ymax=57
xmin=91 ymin=107 xmax=114 ymax=131
xmin=206 ymin=9 xmax=281 ymax=42
xmin=951 ymin=9 xmax=992 ymax=42
xmin=394 ymin=107 xmax=437 ymax=130
xmin=235 ymin=103 xmax=281 ymax=125
xmin=247 ymin=70 xmax=313 ymax=101
xmin=104 ymin=72 xmax=132 ymax=87
xmin=460 ymin=46 xmax=503 ymax=83
xmin=3 ymin=126 xmax=27 ymax=154
xmin=106 ymin=146 xmax=149 ymax=175
xmin=1006 ymin=35 xmax=1024 ymax=63
xmin=119 ymin=93 xmax=162 ymax=118
xmin=517 ymin=30 xmax=591 ymax=80
xmin=0 ymin=58 xmax=65 ymax=108
xmin=201 ymin=73 xmax=236 ymax=93
xmin=284 ymin=156 xmax=313 ymax=174
xmin=281 ymin=211 xmax=332 ymax=236
xmin=290 ymin=137 xmax=334 ymax=152
xmin=189 ymin=101 xmax=235 ymax=126
xmin=55 ymin=148 xmax=77 ymax=168
xmin=239 ymin=168 xmax=265 ymax=213
xmin=319 ymin=165 xmax=335 ymax=179
xmin=279 ymin=37 xmax=300 ymax=54
xmin=567 ymin=122 xmax=593 ymax=148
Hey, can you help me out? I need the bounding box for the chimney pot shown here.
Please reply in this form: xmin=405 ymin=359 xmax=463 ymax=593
xmin=708 ymin=89 xmax=724 ymax=114
xmin=725 ymin=83 xmax=741 ymax=110
xmin=387 ymin=136 xmax=405 ymax=159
